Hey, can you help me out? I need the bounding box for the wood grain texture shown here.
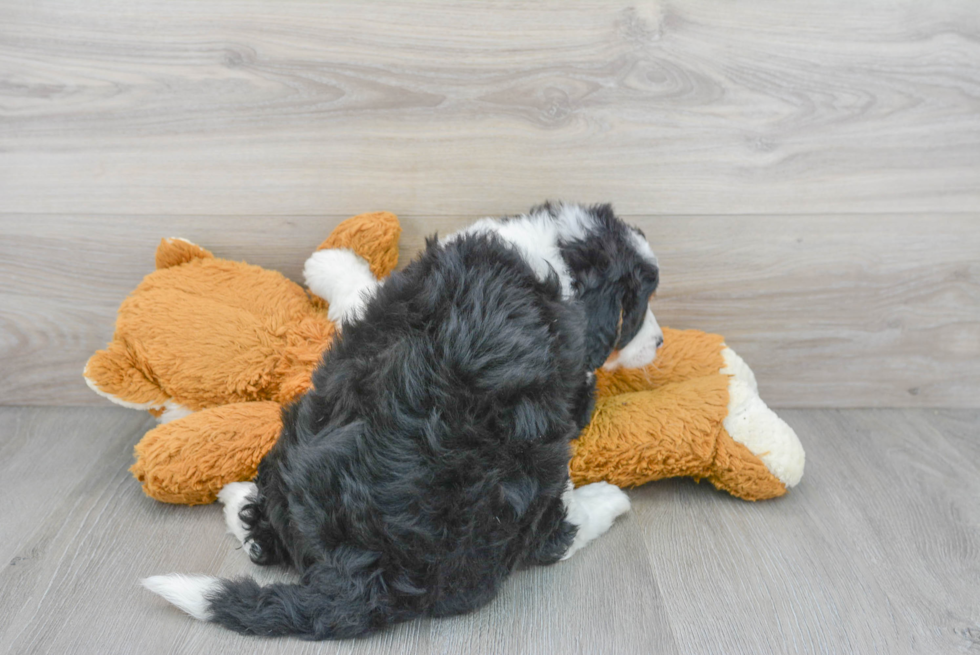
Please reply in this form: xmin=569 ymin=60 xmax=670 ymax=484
xmin=1 ymin=1 xmax=978 ymax=216
xmin=1 ymin=406 xmax=977 ymax=654
xmin=635 ymin=408 xmax=980 ymax=655
xmin=0 ymin=407 xmax=678 ymax=655
xmin=2 ymin=213 xmax=977 ymax=407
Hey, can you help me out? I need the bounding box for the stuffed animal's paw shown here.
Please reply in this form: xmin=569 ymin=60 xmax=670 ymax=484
xmin=84 ymin=342 xmax=180 ymax=418
xmin=304 ymin=212 xmax=401 ymax=324
xmin=721 ymin=347 xmax=805 ymax=488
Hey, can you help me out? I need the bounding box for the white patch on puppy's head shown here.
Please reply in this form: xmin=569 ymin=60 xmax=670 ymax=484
xmin=445 ymin=202 xmax=665 ymax=371
xmin=442 ymin=202 xmax=601 ymax=299
xmin=628 ymin=227 xmax=658 ymax=268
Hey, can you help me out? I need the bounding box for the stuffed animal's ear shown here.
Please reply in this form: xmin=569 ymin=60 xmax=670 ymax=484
xmin=580 ymin=284 xmax=623 ymax=371
xmin=155 ymin=238 xmax=213 ymax=269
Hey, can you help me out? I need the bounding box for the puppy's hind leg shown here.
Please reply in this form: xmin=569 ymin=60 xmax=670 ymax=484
xmin=217 ymin=481 xmax=256 ymax=549
xmin=217 ymin=482 xmax=289 ymax=566
xmin=523 ymin=478 xmax=630 ymax=566
xmin=522 ymin=495 xmax=579 ymax=567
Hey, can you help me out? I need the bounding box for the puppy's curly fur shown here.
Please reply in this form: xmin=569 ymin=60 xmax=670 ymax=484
xmin=143 ymin=203 xmax=661 ymax=639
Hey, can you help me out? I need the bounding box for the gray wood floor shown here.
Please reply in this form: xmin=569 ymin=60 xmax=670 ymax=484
xmin=0 ymin=406 xmax=977 ymax=654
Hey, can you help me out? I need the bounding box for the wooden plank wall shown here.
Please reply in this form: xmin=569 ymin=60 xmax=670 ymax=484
xmin=1 ymin=1 xmax=978 ymax=407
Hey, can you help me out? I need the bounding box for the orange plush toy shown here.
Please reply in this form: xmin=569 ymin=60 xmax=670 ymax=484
xmin=84 ymin=213 xmax=803 ymax=505
xmin=579 ymin=329 xmax=804 ymax=500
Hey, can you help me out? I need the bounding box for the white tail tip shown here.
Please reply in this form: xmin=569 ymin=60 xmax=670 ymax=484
xmin=142 ymin=573 xmax=220 ymax=621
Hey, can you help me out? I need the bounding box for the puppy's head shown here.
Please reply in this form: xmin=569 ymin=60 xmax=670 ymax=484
xmin=559 ymin=204 xmax=663 ymax=371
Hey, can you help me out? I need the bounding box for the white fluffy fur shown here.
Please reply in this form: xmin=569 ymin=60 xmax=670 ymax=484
xmin=304 ymin=248 xmax=380 ymax=325
xmin=627 ymin=229 xmax=659 ymax=268
xmin=721 ymin=347 xmax=805 ymax=487
xmin=560 ymin=481 xmax=631 ymax=560
xmin=445 ymin=203 xmax=599 ymax=299
xmin=141 ymin=574 xmax=220 ymax=621
xmin=218 ymin=481 xmax=257 ymax=547
xmin=602 ymin=307 xmax=663 ymax=370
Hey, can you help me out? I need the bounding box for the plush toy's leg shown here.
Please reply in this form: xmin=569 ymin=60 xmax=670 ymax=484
xmin=560 ymin=481 xmax=631 ymax=560
xmin=131 ymin=401 xmax=282 ymax=505
xmin=706 ymin=429 xmax=789 ymax=500
xmin=570 ymin=375 xmax=792 ymax=501
xmin=721 ymin=347 xmax=805 ymax=488
xmin=303 ymin=248 xmax=379 ymax=325
xmin=571 ymin=377 xmax=731 ymax=489
xmin=579 ymin=328 xmax=804 ymax=500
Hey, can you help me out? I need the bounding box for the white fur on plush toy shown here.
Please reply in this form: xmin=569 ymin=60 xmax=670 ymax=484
xmin=720 ymin=347 xmax=805 ymax=487
xmin=304 ymin=248 xmax=379 ymax=325
xmin=82 ymin=374 xmax=192 ymax=424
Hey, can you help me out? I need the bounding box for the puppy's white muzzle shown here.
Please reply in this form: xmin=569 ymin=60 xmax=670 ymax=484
xmin=602 ymin=308 xmax=663 ymax=371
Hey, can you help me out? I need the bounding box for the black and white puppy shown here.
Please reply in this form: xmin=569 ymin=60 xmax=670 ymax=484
xmin=143 ymin=202 xmax=663 ymax=639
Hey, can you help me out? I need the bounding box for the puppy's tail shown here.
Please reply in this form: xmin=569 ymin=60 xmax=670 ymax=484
xmin=142 ymin=554 xmax=412 ymax=639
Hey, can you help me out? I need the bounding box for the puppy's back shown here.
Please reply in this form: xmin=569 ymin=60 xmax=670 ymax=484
xmin=273 ymin=233 xmax=587 ymax=563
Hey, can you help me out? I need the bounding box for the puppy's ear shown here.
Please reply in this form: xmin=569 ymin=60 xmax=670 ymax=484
xmin=580 ymin=283 xmax=622 ymax=370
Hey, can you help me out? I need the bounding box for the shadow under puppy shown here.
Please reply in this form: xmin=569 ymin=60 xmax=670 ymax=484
xmin=143 ymin=202 xmax=664 ymax=639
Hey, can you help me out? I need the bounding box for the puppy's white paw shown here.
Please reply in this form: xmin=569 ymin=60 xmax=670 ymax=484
xmin=217 ymin=481 xmax=256 ymax=547
xmin=561 ymin=481 xmax=631 ymax=560
xmin=575 ymin=480 xmax=631 ymax=512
